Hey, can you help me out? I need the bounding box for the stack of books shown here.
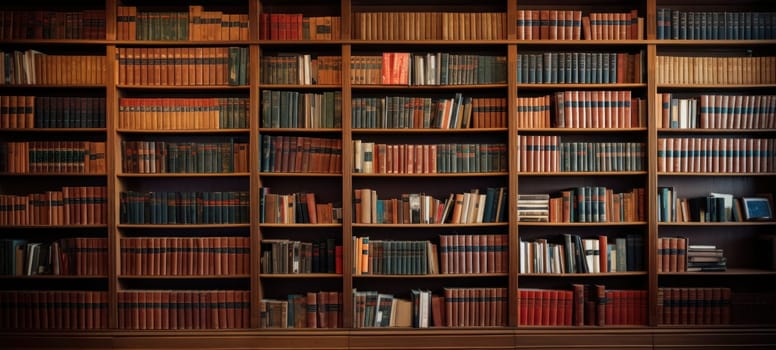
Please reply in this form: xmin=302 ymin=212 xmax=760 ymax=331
xmin=517 ymin=194 xmax=549 ymax=222
xmin=686 ymin=244 xmax=726 ymax=272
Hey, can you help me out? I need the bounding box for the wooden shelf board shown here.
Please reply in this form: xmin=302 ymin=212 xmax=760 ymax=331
xmin=119 ymin=275 xmax=251 ymax=279
xmin=117 ymin=224 xmax=250 ymax=229
xmin=259 ymin=274 xmax=342 ymax=278
xmin=258 ymin=223 xmax=342 ymax=228
xmin=351 ymin=128 xmax=507 ymax=134
xmin=259 ymin=172 xmax=342 ymax=177
xmin=352 ymin=172 xmax=508 ymax=177
xmin=352 ymin=223 xmax=508 ymax=228
xmin=519 ymin=171 xmax=647 ymax=176
xmin=117 ymin=129 xmax=250 ymax=134
xmin=118 ymin=173 xmax=250 ymax=177
xmin=519 ymin=272 xmax=647 ymax=277
xmin=517 ymin=222 xmax=648 ymax=226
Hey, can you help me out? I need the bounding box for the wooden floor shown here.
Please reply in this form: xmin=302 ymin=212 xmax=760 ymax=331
xmin=2 ymin=328 xmax=776 ymax=349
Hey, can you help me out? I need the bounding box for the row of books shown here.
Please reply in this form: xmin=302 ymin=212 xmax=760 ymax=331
xmin=259 ymin=14 xmax=341 ymax=40
xmin=657 ymin=94 xmax=775 ymax=130
xmin=261 ymin=55 xmax=341 ymax=85
xmin=352 ymin=95 xmax=506 ymax=129
xmin=0 ymin=186 xmax=107 ymax=226
xmin=260 ymin=90 xmax=341 ymax=129
xmin=352 ymin=12 xmax=506 ymax=41
xmin=120 ymin=237 xmax=250 ymax=276
xmin=0 ymin=96 xmax=105 ymax=129
xmin=657 ymin=188 xmax=750 ymax=223
xmin=0 ymin=141 xmax=106 ymax=174
xmin=517 ymin=52 xmax=644 ymax=84
xmin=553 ymin=90 xmax=645 ymax=128
xmin=517 ymin=10 xmax=643 ymax=40
xmin=353 ymin=187 xmax=507 ymax=225
xmin=351 ymin=290 xmax=413 ymax=328
xmin=350 ymin=53 xmax=507 ymax=86
xmin=259 ymin=292 xmax=343 ymax=328
xmin=657 ymin=287 xmax=731 ymax=325
xmin=118 ymin=290 xmax=250 ymax=330
xmin=0 ymin=50 xmax=105 ymax=85
xmin=519 ymin=234 xmax=644 ymax=274
xmin=352 ymin=93 xmax=477 ymax=129
xmin=119 ymin=191 xmax=250 ymax=225
xmin=657 ymin=237 xmax=728 ymax=273
xmin=0 ymin=10 xmax=105 ymax=40
xmin=353 ymin=238 xmax=438 ymax=275
xmin=657 ymin=137 xmax=775 ymax=173
xmin=260 ymin=239 xmax=342 ymax=274
xmin=352 ymin=141 xmax=508 ymax=174
xmin=439 ymin=234 xmax=508 ymax=274
xmin=259 ymin=135 xmax=342 ymax=174
xmin=656 ymin=9 xmax=776 ymax=40
xmin=657 ymin=237 xmax=688 ymax=273
xmin=1 ymin=238 xmax=108 ymax=276
xmin=259 ymin=190 xmax=341 ymax=224
xmin=517 ymin=187 xmax=646 ymax=223
xmin=519 ymin=287 xmax=648 ymax=326
xmin=117 ymin=6 xmax=249 ymax=41
xmin=656 ymin=55 xmax=776 ymax=85
xmin=517 ymin=137 xmax=646 ymax=173
xmin=116 ymin=47 xmax=249 ymax=86
xmin=443 ymin=288 xmax=508 ymax=327
xmin=0 ymin=291 xmax=108 ymax=329
xmin=118 ymin=97 xmax=249 ymax=130
xmin=120 ymin=140 xmax=249 ymax=174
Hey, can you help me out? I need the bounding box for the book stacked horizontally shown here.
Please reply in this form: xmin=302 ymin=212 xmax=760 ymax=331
xmin=686 ymin=244 xmax=726 ymax=272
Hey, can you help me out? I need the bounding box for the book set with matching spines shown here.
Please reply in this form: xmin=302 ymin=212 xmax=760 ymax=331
xmin=0 ymin=186 xmax=107 ymax=226
xmin=518 ymin=286 xmax=647 ymax=326
xmin=517 ymin=91 xmax=647 ymax=129
xmin=117 ymin=5 xmax=249 ymax=41
xmin=260 ymin=90 xmax=342 ymax=129
xmin=119 ymin=191 xmax=250 ymax=225
xmin=0 ymin=141 xmax=106 ymax=174
xmin=120 ymin=237 xmax=250 ymax=276
xmin=0 ymin=96 xmax=106 ymax=129
xmin=516 ymin=51 xmax=644 ymax=84
xmin=118 ymin=290 xmax=250 ymax=330
xmin=352 ymin=94 xmax=503 ymax=129
xmin=657 ymin=287 xmax=732 ymax=325
xmin=352 ymin=12 xmax=505 ymax=41
xmin=118 ymin=97 xmax=249 ymax=130
xmin=0 ymin=9 xmax=105 ymax=40
xmin=656 ymin=94 xmax=776 ymax=130
xmin=116 ymin=47 xmax=248 ymax=86
xmin=352 ymin=141 xmax=507 ymax=175
xmin=0 ymin=291 xmax=108 ymax=329
xmin=516 ymin=10 xmax=644 ymax=40
xmin=260 ymin=14 xmax=341 ymax=40
xmin=0 ymin=50 xmax=105 ymax=85
xmin=259 ymin=135 xmax=342 ymax=173
xmin=121 ymin=139 xmax=249 ymax=174
xmin=656 ymin=9 xmax=776 ymax=40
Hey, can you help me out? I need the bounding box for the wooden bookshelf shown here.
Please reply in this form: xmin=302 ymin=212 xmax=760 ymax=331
xmin=0 ymin=0 xmax=775 ymax=348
